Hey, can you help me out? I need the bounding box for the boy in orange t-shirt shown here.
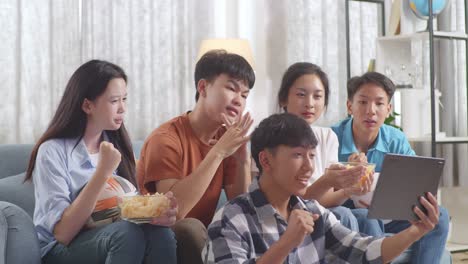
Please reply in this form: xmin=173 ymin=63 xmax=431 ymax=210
xmin=137 ymin=50 xmax=255 ymax=264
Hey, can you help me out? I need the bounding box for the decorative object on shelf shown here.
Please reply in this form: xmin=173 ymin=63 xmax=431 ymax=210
xmin=367 ymin=59 xmax=376 ymax=72
xmin=197 ymin=38 xmax=255 ymax=69
xmin=384 ymin=111 xmax=402 ymax=131
xmin=388 ymin=0 xmax=402 ymax=36
xmin=409 ymin=0 xmax=450 ymax=19
xmin=409 ymin=0 xmax=451 ymax=31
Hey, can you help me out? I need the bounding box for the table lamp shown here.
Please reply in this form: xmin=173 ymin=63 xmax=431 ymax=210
xmin=197 ymin=38 xmax=255 ymax=69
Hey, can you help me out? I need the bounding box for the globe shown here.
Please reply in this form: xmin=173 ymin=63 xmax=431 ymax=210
xmin=409 ymin=0 xmax=450 ymax=19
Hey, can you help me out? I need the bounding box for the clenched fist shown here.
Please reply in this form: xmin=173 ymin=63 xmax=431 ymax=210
xmin=283 ymin=209 xmax=320 ymax=248
xmin=97 ymin=141 xmax=121 ymax=176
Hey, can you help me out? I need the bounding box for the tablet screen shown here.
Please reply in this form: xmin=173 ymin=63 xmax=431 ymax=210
xmin=368 ymin=154 xmax=445 ymax=221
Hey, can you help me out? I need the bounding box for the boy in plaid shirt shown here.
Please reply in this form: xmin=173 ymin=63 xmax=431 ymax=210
xmin=204 ymin=113 xmax=440 ymax=264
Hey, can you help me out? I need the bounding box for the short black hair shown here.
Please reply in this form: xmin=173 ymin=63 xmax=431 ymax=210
xmin=347 ymin=72 xmax=395 ymax=102
xmin=278 ymin=62 xmax=330 ymax=110
xmin=194 ymin=49 xmax=255 ymax=101
xmin=251 ymin=113 xmax=318 ymax=174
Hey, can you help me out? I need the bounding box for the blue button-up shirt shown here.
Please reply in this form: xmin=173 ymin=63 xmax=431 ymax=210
xmin=331 ymin=118 xmax=415 ymax=172
xmin=203 ymin=178 xmax=384 ymax=263
xmin=32 ymin=135 xmax=132 ymax=257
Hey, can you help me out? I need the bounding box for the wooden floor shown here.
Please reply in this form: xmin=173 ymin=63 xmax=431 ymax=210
xmin=453 ymin=251 xmax=468 ymax=263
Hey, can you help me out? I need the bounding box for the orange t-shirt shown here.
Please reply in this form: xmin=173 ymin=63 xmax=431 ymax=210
xmin=136 ymin=113 xmax=237 ymax=227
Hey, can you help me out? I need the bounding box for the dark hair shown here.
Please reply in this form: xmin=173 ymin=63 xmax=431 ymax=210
xmin=278 ymin=62 xmax=330 ymax=110
xmin=194 ymin=49 xmax=255 ymax=101
xmin=251 ymin=113 xmax=318 ymax=174
xmin=25 ymin=60 xmax=136 ymax=186
xmin=347 ymin=72 xmax=395 ymax=102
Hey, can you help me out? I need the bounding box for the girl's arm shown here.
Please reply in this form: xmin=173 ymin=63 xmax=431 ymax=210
xmin=54 ymin=142 xmax=121 ymax=245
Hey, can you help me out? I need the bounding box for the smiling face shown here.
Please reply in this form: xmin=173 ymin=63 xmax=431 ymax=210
xmin=198 ymin=73 xmax=250 ymax=124
xmin=261 ymin=145 xmax=316 ymax=197
xmin=347 ymin=83 xmax=392 ymax=138
xmin=282 ymin=74 xmax=326 ymax=125
xmin=84 ymin=78 xmax=128 ymax=131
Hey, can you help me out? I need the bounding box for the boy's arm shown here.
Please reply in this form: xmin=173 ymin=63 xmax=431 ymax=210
xmin=157 ymin=115 xmax=252 ymax=220
xmin=157 ymin=151 xmax=225 ymax=220
xmin=205 ymin=208 xmax=319 ymax=264
xmin=381 ymin=192 xmax=439 ymax=263
xmin=257 ymin=210 xmax=320 ymax=264
xmin=225 ymin=143 xmax=251 ymax=200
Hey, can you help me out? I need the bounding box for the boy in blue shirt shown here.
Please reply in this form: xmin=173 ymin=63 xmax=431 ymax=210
xmin=332 ymin=72 xmax=449 ymax=264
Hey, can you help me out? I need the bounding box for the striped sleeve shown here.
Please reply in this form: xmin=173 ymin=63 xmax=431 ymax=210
xmin=323 ymin=207 xmax=384 ymax=264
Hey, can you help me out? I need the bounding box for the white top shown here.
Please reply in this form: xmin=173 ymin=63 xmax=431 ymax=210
xmin=89 ymin=152 xmax=99 ymax=166
xmin=310 ymin=126 xmax=339 ymax=184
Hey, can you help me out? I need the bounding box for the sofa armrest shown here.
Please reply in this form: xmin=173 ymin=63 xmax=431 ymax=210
xmin=0 ymin=173 xmax=35 ymax=218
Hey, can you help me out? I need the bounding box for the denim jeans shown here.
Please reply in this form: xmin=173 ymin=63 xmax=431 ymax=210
xmin=351 ymin=205 xmax=450 ymax=264
xmin=43 ymin=221 xmax=177 ymax=264
xmin=0 ymin=202 xmax=41 ymax=264
xmin=329 ymin=206 xmax=360 ymax=232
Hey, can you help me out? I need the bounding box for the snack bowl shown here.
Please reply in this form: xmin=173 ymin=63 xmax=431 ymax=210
xmin=119 ymin=193 xmax=170 ymax=224
xmin=351 ymin=172 xmax=380 ymax=208
xmin=340 ymin=162 xmax=376 ymax=188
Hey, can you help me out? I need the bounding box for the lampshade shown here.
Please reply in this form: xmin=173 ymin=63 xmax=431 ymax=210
xmin=197 ymin=38 xmax=255 ymax=69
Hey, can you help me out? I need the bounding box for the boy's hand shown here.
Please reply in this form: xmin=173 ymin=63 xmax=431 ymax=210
xmin=324 ymin=163 xmax=365 ymax=189
xmin=408 ymin=192 xmax=439 ymax=238
xmin=282 ymin=210 xmax=320 ymax=248
xmin=348 ymin=152 xmax=367 ymax=163
xmin=97 ymin=142 xmax=121 ymax=176
xmin=151 ymin=191 xmax=178 ymax=227
xmin=211 ymin=112 xmax=253 ymax=159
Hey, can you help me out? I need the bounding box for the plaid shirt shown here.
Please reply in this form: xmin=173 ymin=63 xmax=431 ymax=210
xmin=203 ymin=179 xmax=384 ymax=264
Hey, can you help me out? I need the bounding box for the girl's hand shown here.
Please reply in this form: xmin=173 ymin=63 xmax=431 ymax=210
xmin=97 ymin=142 xmax=121 ymax=176
xmin=151 ymin=191 xmax=178 ymax=227
xmin=343 ymin=170 xmax=374 ymax=197
xmin=324 ymin=163 xmax=365 ymax=189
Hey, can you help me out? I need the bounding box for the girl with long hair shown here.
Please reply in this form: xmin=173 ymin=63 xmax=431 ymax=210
xmin=26 ymin=60 xmax=177 ymax=263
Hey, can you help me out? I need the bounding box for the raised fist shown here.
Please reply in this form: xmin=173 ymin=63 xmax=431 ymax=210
xmin=97 ymin=141 xmax=121 ymax=176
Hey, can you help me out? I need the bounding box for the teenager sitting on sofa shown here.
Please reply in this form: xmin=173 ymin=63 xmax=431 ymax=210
xmin=136 ymin=50 xmax=254 ymax=264
xmin=204 ymin=113 xmax=441 ymax=263
xmin=331 ymin=71 xmax=450 ymax=264
xmin=25 ymin=60 xmax=178 ymax=264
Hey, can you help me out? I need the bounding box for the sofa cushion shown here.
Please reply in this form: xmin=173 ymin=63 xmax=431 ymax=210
xmin=132 ymin=140 xmax=144 ymax=160
xmin=0 ymin=173 xmax=35 ymax=218
xmin=0 ymin=144 xmax=33 ymax=180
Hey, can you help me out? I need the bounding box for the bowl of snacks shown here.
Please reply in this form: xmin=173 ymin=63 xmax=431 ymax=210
xmin=119 ymin=193 xmax=170 ymax=224
xmin=340 ymin=162 xmax=376 ymax=188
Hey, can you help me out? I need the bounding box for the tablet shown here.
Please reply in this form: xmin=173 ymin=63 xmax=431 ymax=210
xmin=368 ymin=154 xmax=445 ymax=221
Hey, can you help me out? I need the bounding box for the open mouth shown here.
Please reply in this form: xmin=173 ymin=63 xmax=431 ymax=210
xmin=226 ymin=106 xmax=239 ymax=117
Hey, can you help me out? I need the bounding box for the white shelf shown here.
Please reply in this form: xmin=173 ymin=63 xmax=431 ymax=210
xmin=408 ymin=136 xmax=468 ymax=143
xmin=377 ymin=31 xmax=468 ymax=42
xmin=433 ymin=31 xmax=468 ymax=40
